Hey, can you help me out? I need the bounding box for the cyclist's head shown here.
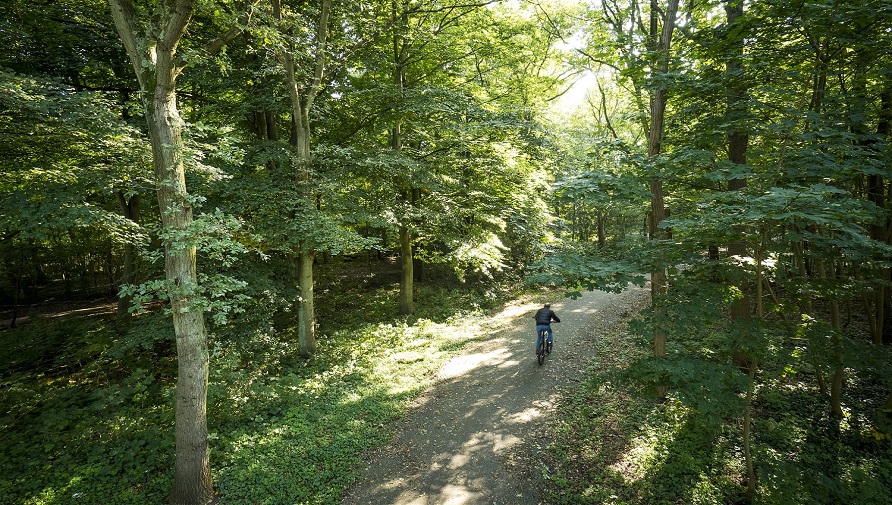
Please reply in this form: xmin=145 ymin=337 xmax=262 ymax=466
xmin=544 ymin=303 xmax=551 ymax=308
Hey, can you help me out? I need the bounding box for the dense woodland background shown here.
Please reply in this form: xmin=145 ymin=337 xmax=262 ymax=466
xmin=1 ymin=0 xmax=891 ymax=503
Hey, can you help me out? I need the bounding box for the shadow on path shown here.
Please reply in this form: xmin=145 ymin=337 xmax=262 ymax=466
xmin=342 ymin=289 xmax=636 ymax=505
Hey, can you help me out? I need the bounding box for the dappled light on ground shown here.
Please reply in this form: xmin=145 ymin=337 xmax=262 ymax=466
xmin=1 ymin=299 xmax=118 ymax=328
xmin=504 ymin=406 xmax=545 ymax=424
xmin=438 ymin=347 xmax=512 ymax=379
xmin=343 ymin=289 xmax=623 ymax=504
xmin=495 ymin=302 xmax=540 ymax=319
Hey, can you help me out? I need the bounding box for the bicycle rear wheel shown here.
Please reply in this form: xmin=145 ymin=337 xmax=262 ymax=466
xmin=537 ymin=330 xmax=547 ymax=365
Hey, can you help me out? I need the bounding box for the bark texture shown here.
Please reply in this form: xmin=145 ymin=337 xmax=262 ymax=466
xmin=107 ymin=1 xmax=215 ymax=502
xmin=646 ymin=0 xmax=679 ymax=377
xmin=275 ymin=0 xmax=332 ymax=356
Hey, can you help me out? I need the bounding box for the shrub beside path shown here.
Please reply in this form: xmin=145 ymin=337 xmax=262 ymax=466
xmin=342 ymin=285 xmax=649 ymax=505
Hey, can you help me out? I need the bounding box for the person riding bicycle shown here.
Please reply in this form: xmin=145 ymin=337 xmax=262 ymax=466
xmin=534 ymin=303 xmax=560 ymax=353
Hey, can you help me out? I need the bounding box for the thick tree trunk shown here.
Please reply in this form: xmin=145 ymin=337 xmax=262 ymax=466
xmin=150 ymin=73 xmax=213 ymax=505
xmin=284 ymin=48 xmax=315 ymax=356
xmin=290 ymin=115 xmax=317 ymax=357
xmin=725 ymin=0 xmax=752 ymax=368
xmin=106 ymin=2 xmax=215 ymax=503
xmin=392 ymin=118 xmax=415 ymax=316
xmin=649 ymin=89 xmax=669 ymax=363
xmin=871 ymin=88 xmax=892 ymax=345
xmin=297 ymin=248 xmax=316 ymax=357
xmin=724 ymin=2 xmax=757 ymax=499
xmin=650 ymin=175 xmax=668 ymax=359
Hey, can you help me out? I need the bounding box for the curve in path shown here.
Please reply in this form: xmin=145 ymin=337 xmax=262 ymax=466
xmin=342 ymin=286 xmax=646 ymax=505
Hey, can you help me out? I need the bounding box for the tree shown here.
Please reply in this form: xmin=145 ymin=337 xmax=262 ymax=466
xmin=0 ymin=0 xmax=154 ymax=317
xmin=365 ymin=0 xmax=570 ymax=311
xmin=640 ymin=0 xmax=892 ymax=499
xmin=642 ymin=0 xmax=679 ymax=399
xmin=105 ymin=1 xmax=242 ymax=502
xmin=382 ymin=0 xmax=491 ymax=314
xmin=0 ymin=68 xmax=150 ymax=314
xmin=271 ymin=0 xmax=333 ymax=356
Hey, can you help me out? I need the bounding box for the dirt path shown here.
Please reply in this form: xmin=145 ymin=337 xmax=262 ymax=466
xmin=342 ymin=285 xmax=649 ymax=505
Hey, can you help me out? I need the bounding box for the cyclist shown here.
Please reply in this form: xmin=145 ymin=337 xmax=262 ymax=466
xmin=534 ymin=303 xmax=561 ymax=354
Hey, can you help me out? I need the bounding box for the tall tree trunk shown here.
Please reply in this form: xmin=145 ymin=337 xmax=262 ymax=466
xmin=146 ymin=46 xmax=213 ymax=505
xmin=871 ymin=88 xmax=892 ymax=345
xmin=646 ymin=0 xmax=679 ymax=398
xmin=107 ymin=1 xmax=240 ymax=501
xmin=875 ymin=87 xmax=892 ymax=413
xmin=289 ymin=102 xmax=317 ymax=356
xmin=399 ymin=224 xmax=414 ymax=314
xmin=298 ymin=248 xmax=316 ymax=356
xmin=276 ymin=0 xmax=332 ymax=356
xmin=722 ymin=1 xmax=756 ymax=498
xmin=817 ymin=257 xmax=846 ymax=418
xmin=393 ymin=1 xmax=414 ymax=315
xmin=725 ymin=0 xmax=762 ymax=503
xmin=284 ymin=50 xmax=316 ymax=357
xmin=724 ymin=0 xmax=753 ymax=355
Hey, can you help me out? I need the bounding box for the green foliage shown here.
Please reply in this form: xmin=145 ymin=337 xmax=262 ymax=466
xmin=118 ymin=202 xmax=263 ymax=325
xmin=0 ymin=68 xmax=150 ymax=302
xmin=4 ymin=0 xmax=892 ymax=504
xmin=0 ymin=316 xmax=174 ymax=505
xmin=0 ymin=273 xmax=521 ymax=504
xmin=315 ymin=260 xmax=516 ymax=332
xmin=543 ymin=301 xmax=892 ymax=505
xmin=528 ymin=241 xmax=649 ymax=296
xmin=210 ymin=320 xmax=448 ymax=504
xmin=0 ymin=70 xmax=149 ymax=239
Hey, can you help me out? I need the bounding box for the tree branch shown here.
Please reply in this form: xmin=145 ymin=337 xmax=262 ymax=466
xmin=106 ymin=0 xmax=144 ymax=84
xmin=411 ymin=0 xmax=499 ymax=14
xmin=575 ymin=48 xmax=622 ymax=73
xmin=305 ymin=0 xmax=333 ymax=114
xmin=596 ymin=76 xmax=619 ymax=139
xmin=202 ymin=1 xmax=259 ymax=57
xmin=161 ymin=0 xmax=195 ymax=53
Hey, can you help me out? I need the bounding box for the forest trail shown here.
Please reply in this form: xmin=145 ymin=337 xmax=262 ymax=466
xmin=342 ymin=284 xmax=649 ymax=505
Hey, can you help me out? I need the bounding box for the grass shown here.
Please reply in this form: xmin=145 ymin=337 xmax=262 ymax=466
xmin=541 ymin=304 xmax=892 ymax=505
xmin=0 ymin=273 xmax=543 ymax=505
xmin=11 ymin=261 xmax=886 ymax=505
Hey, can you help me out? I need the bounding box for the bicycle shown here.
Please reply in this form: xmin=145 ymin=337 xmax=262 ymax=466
xmin=536 ymin=327 xmax=552 ymax=365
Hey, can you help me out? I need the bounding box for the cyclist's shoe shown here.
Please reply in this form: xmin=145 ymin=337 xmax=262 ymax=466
xmin=547 ymin=342 xmax=553 ymax=354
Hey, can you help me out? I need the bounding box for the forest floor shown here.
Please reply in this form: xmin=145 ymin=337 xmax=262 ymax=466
xmin=0 ymin=297 xmax=118 ymax=329
xmin=342 ymin=283 xmax=650 ymax=505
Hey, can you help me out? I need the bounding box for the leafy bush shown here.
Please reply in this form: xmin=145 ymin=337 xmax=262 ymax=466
xmin=543 ymin=282 xmax=892 ymax=505
xmin=0 ymin=275 xmax=520 ymax=504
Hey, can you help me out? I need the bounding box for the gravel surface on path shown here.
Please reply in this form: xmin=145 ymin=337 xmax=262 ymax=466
xmin=342 ymin=285 xmax=650 ymax=505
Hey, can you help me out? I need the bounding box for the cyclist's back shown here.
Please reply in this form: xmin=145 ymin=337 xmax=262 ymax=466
xmin=533 ymin=303 xmax=560 ymax=353
xmin=535 ymin=304 xmax=560 ymax=326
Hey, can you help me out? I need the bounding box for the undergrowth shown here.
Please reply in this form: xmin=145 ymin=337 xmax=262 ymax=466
xmin=0 ymin=276 xmax=535 ymax=505
xmin=543 ymin=305 xmax=892 ymax=505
